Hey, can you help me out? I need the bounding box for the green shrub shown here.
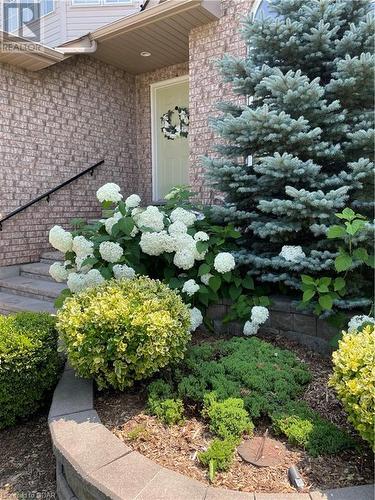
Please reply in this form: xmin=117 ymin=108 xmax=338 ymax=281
xmin=330 ymin=325 xmax=375 ymax=449
xmin=175 ymin=337 xmax=311 ymax=418
xmin=57 ymin=277 xmax=191 ymax=390
xmin=0 ymin=312 xmax=61 ymax=429
xmin=147 ymin=379 xmax=184 ymax=425
xmin=198 ymin=437 xmax=238 ymax=478
xmin=271 ymin=401 xmax=354 ymax=457
xmin=150 ymin=398 xmax=184 ymax=426
xmin=203 ymin=392 xmax=254 ymax=439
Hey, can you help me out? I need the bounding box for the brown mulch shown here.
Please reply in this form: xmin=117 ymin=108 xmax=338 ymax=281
xmin=0 ymin=411 xmax=56 ymax=499
xmin=95 ymin=334 xmax=374 ymax=494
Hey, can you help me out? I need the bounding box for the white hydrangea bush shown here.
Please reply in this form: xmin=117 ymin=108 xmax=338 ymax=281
xmin=49 ymin=183 xmax=263 ymax=333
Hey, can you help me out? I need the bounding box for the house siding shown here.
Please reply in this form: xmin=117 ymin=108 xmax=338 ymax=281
xmin=65 ymin=1 xmax=140 ymax=44
xmin=188 ymin=0 xmax=253 ymax=203
xmin=0 ymin=56 xmax=137 ymax=267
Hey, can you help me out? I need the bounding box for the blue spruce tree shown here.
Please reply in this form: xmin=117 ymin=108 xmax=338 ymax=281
xmin=204 ymin=0 xmax=374 ymax=309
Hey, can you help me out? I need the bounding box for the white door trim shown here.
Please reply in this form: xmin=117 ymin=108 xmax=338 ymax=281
xmin=150 ymin=75 xmax=189 ymax=202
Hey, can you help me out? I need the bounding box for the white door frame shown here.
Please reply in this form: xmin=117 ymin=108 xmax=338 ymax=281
xmin=150 ymin=75 xmax=189 ymax=201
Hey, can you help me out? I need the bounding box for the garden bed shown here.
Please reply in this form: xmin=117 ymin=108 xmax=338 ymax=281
xmin=95 ymin=333 xmax=373 ymax=494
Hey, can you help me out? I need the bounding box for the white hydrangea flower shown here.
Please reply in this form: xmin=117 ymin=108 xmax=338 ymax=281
xmin=113 ymin=264 xmax=136 ymax=280
xmin=173 ymin=249 xmax=195 ymax=270
xmin=99 ymin=241 xmax=123 ymax=263
xmin=140 ymin=231 xmax=172 ymax=256
xmin=96 ymin=183 xmax=123 ymax=203
xmin=200 ymin=273 xmax=213 ymax=286
xmin=189 ymin=307 xmax=203 ymax=332
xmin=49 ymin=225 xmax=73 ymax=253
xmin=134 ymin=206 xmax=165 ymax=232
xmin=49 ymin=262 xmax=68 ymax=282
xmin=72 ymin=236 xmax=94 ymax=258
xmin=170 ymin=207 xmax=196 ymax=227
xmin=347 ymin=315 xmax=374 ymax=333
xmin=75 ymin=255 xmax=92 ymax=272
xmin=85 ymin=269 xmax=105 ymax=288
xmin=214 ymin=252 xmax=236 ymax=273
xmin=243 ymin=321 xmax=259 ymax=336
xmin=182 ymin=279 xmax=200 ymax=297
xmin=194 ymin=231 xmax=209 ymax=242
xmin=125 ymin=194 xmax=141 ymax=209
xmin=172 ymin=233 xmax=196 ymax=253
xmin=251 ymin=306 xmax=269 ymax=325
xmin=168 ymin=221 xmax=188 ymax=236
xmin=105 ymin=212 xmax=122 ymax=235
xmin=67 ymin=272 xmax=87 ymax=293
xmin=279 ymin=245 xmax=306 ymax=262
xmin=131 ymin=207 xmax=143 ymax=217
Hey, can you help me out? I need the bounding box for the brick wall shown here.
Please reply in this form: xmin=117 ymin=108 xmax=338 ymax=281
xmin=135 ymin=62 xmax=189 ymax=204
xmin=0 ymin=0 xmax=254 ymax=266
xmin=0 ymin=55 xmax=137 ymax=266
xmin=188 ymin=0 xmax=254 ymax=203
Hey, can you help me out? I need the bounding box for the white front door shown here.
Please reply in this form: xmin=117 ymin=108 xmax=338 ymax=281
xmin=151 ymin=76 xmax=189 ymax=201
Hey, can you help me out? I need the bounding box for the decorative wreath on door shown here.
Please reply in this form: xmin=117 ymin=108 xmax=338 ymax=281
xmin=160 ymin=106 xmax=189 ymax=140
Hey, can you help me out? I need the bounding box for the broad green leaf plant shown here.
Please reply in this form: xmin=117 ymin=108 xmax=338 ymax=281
xmin=301 ymin=208 xmax=374 ymax=316
xmin=49 ymin=184 xmax=268 ymax=332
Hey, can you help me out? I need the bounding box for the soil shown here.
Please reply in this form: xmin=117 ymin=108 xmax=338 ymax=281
xmin=0 ymin=410 xmax=56 ymax=499
xmin=95 ymin=333 xmax=374 ymax=494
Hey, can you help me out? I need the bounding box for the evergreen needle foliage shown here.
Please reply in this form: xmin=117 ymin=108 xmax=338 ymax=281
xmin=204 ymin=0 xmax=374 ymax=309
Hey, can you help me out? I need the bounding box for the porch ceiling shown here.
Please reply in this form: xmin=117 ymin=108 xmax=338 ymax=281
xmin=0 ymin=31 xmax=67 ymax=71
xmin=61 ymin=0 xmax=221 ymax=74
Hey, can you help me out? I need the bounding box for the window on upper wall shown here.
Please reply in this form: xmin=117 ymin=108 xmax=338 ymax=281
xmin=254 ymin=0 xmax=280 ymax=20
xmin=71 ymin=0 xmax=132 ymax=5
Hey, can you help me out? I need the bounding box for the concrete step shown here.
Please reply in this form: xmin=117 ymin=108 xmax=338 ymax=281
xmin=0 ymin=291 xmax=55 ymax=314
xmin=0 ymin=276 xmax=65 ymax=301
xmin=40 ymin=251 xmax=64 ymax=264
xmin=20 ymin=262 xmax=54 ymax=282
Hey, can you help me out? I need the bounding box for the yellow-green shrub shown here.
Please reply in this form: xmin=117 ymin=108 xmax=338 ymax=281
xmin=330 ymin=325 xmax=375 ymax=449
xmin=57 ymin=276 xmax=191 ymax=390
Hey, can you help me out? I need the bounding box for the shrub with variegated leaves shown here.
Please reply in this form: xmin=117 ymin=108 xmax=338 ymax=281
xmin=57 ymin=276 xmax=191 ymax=390
xmin=329 ymin=324 xmax=375 ymax=449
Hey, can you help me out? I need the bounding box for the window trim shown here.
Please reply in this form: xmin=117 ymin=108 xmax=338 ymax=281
xmin=71 ymin=0 xmax=133 ymax=6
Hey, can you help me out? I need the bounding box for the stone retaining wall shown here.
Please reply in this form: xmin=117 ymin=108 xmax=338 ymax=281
xmin=207 ymin=296 xmax=341 ymax=355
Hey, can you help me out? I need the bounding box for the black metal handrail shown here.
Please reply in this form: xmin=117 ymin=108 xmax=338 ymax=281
xmin=0 ymin=160 xmax=104 ymax=231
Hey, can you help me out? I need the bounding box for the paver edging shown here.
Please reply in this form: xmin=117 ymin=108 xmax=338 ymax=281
xmin=49 ymin=363 xmax=374 ymax=500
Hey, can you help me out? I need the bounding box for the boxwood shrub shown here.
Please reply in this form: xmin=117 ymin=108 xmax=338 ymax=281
xmin=0 ymin=312 xmax=61 ymax=429
xmin=57 ymin=276 xmax=191 ymax=390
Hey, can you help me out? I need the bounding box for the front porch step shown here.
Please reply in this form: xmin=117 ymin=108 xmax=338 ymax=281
xmin=0 ymin=291 xmax=55 ymax=314
xmin=40 ymin=251 xmax=64 ymax=264
xmin=0 ymin=276 xmax=65 ymax=301
xmin=20 ymin=262 xmax=53 ymax=282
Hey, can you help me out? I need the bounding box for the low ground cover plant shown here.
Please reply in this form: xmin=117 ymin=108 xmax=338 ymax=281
xmin=330 ymin=324 xmax=375 ymax=449
xmin=56 ymin=276 xmax=191 ymax=390
xmin=271 ymin=401 xmax=354 ymax=457
xmin=198 ymin=437 xmax=238 ymax=480
xmin=147 ymin=337 xmax=354 ymax=464
xmin=174 ymin=337 xmax=311 ymax=418
xmin=202 ymin=392 xmax=254 ymax=440
xmin=0 ymin=312 xmax=61 ymax=429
